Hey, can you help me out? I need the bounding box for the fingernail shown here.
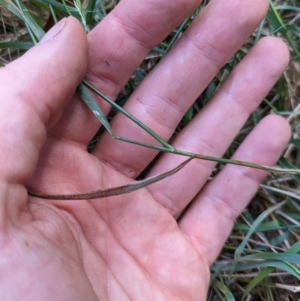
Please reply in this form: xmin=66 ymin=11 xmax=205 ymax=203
xmin=40 ymin=18 xmax=67 ymax=44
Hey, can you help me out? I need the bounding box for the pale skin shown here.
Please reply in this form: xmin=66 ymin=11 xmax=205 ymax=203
xmin=0 ymin=0 xmax=291 ymax=300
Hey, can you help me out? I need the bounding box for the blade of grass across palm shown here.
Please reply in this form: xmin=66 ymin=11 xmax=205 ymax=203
xmin=211 ymin=279 xmax=235 ymax=301
xmin=28 ymin=157 xmax=193 ymax=200
xmin=241 ymin=241 xmax=300 ymax=300
xmin=114 ymin=136 xmax=300 ymax=174
xmin=163 ymin=16 xmax=190 ymax=57
xmin=77 ymin=83 xmax=112 ymax=135
xmin=13 ymin=0 xmax=45 ymax=43
xmin=82 ymin=80 xmax=175 ymax=150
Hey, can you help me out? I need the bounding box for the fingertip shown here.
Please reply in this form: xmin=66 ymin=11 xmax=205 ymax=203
xmin=47 ymin=16 xmax=88 ymax=79
xmin=258 ymin=114 xmax=291 ymax=150
xmin=245 ymin=0 xmax=269 ymax=26
xmin=255 ymin=36 xmax=290 ymax=71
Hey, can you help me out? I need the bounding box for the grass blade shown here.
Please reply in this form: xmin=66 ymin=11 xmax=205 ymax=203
xmin=13 ymin=0 xmax=45 ymax=42
xmin=82 ymin=80 xmax=175 ymax=150
xmin=77 ymin=83 xmax=112 ymax=134
xmin=212 ymin=280 xmax=235 ymax=301
xmin=31 ymin=0 xmax=80 ymax=18
xmin=0 ymin=41 xmax=33 ymax=49
xmin=86 ymin=0 xmax=97 ymax=25
xmin=28 ymin=158 xmax=193 ymax=200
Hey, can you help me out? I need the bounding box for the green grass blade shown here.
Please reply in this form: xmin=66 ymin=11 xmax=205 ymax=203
xmin=268 ymin=1 xmax=300 ymax=59
xmin=31 ymin=0 xmax=80 ymax=18
xmin=77 ymin=83 xmax=112 ymax=135
xmin=86 ymin=0 xmax=97 ymax=25
xmin=114 ymin=136 xmax=300 ymax=174
xmin=213 ymin=261 xmax=300 ymax=278
xmin=73 ymin=0 xmax=89 ymax=32
xmin=241 ymin=253 xmax=300 ymax=264
xmin=225 ymin=202 xmax=286 ymax=283
xmin=279 ymin=157 xmax=300 ymax=183
xmin=286 ymin=241 xmax=300 ymax=254
xmin=241 ymin=267 xmax=275 ymax=301
xmin=255 ymin=18 xmax=265 ymax=43
xmin=233 ymin=220 xmax=280 ymax=232
xmin=13 ymin=0 xmax=45 ymax=42
xmin=0 ymin=0 xmax=23 ymax=19
xmin=234 ymin=202 xmax=285 ymax=258
xmin=0 ymin=41 xmax=33 ymax=49
xmin=241 ymin=241 xmax=300 ymax=300
xmin=212 ymin=280 xmax=235 ymax=301
xmin=82 ymin=80 xmax=175 ymax=150
xmin=275 ymin=5 xmax=300 ymax=13
xmin=49 ymin=4 xmax=58 ymax=23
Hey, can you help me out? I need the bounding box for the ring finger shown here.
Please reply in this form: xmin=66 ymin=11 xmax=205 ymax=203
xmin=145 ymin=37 xmax=289 ymax=216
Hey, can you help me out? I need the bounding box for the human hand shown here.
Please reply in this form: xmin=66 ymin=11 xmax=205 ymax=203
xmin=0 ymin=0 xmax=291 ymax=300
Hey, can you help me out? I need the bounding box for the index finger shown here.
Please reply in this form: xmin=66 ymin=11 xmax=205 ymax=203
xmin=48 ymin=0 xmax=203 ymax=144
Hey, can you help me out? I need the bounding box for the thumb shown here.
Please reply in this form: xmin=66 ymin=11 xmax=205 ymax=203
xmin=0 ymin=17 xmax=87 ymax=215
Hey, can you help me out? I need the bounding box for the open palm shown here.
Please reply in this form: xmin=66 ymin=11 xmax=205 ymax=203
xmin=0 ymin=0 xmax=291 ymax=300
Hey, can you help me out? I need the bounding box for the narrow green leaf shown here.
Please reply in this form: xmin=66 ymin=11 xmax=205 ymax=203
xmin=267 ymin=2 xmax=300 ymax=59
xmin=234 ymin=220 xmax=280 ymax=232
xmin=0 ymin=0 xmax=23 ymax=19
xmin=49 ymin=4 xmax=58 ymax=23
xmin=212 ymin=260 xmax=300 ymax=278
xmin=241 ymin=240 xmax=300 ymax=300
xmin=279 ymin=157 xmax=300 ymax=183
xmin=82 ymin=80 xmax=175 ymax=150
xmin=286 ymin=241 xmax=300 ymax=254
xmin=74 ymin=0 xmax=89 ymax=32
xmin=212 ymin=280 xmax=235 ymax=301
xmin=86 ymin=0 xmax=97 ymax=24
xmin=241 ymin=267 xmax=275 ymax=301
xmin=0 ymin=41 xmax=34 ymax=49
xmin=241 ymin=253 xmax=300 ymax=264
xmin=235 ymin=202 xmax=285 ymax=256
xmin=276 ymin=5 xmax=300 ymax=13
xmin=227 ymin=202 xmax=286 ymax=282
xmin=61 ymin=0 xmax=71 ymax=16
xmin=13 ymin=0 xmax=45 ymax=42
xmin=31 ymin=0 xmax=80 ymax=18
xmin=77 ymin=83 xmax=112 ymax=135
